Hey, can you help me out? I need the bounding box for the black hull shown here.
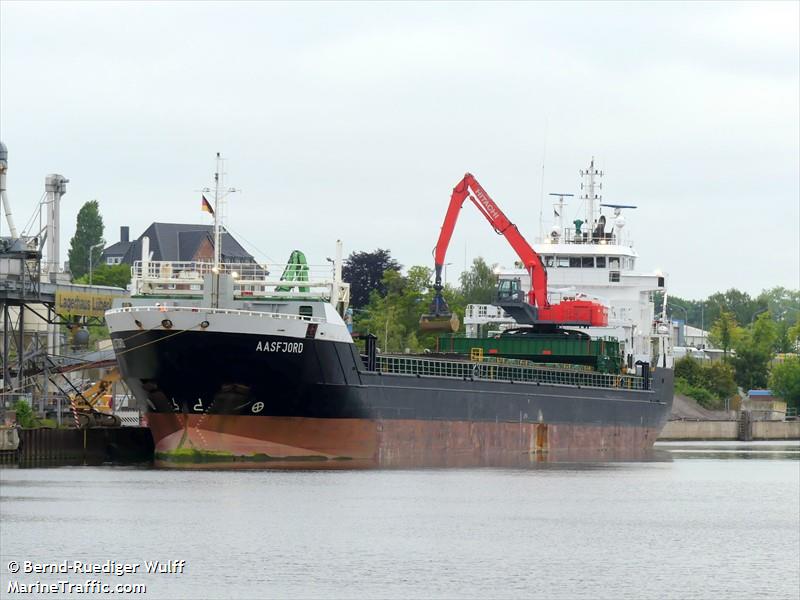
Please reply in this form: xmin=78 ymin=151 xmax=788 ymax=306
xmin=113 ymin=330 xmax=672 ymax=429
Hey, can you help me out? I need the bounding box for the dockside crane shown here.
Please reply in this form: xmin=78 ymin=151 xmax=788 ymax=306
xmin=419 ymin=173 xmax=608 ymax=332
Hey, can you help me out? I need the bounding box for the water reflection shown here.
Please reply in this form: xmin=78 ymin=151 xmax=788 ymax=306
xmin=656 ymin=440 xmax=800 ymax=460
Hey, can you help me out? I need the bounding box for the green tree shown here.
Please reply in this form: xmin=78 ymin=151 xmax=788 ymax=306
xmin=74 ymin=263 xmax=131 ymax=288
xmin=67 ymin=200 xmax=105 ymax=279
xmin=769 ymin=358 xmax=800 ymax=411
xmin=773 ymin=320 xmax=793 ymax=354
xmin=353 ymin=265 xmax=464 ymax=352
xmin=655 ymin=287 xmax=798 ymax=330
xmin=673 ymin=356 xmax=737 ymax=410
xmin=756 ymin=287 xmax=800 ymax=326
xmin=787 ymin=321 xmax=800 ymax=352
xmin=750 ymin=311 xmax=778 ymax=352
xmin=731 ymin=343 xmax=770 ymax=390
xmin=459 ymin=257 xmax=497 ymax=305
xmin=342 ymin=249 xmax=401 ymax=309
xmin=355 ymin=270 xmax=421 ymax=353
xmin=729 ymin=315 xmax=776 ymax=392
xmin=705 ymin=289 xmax=766 ymax=326
xmin=708 ymin=310 xmax=742 ymax=357
xmin=674 ymin=356 xmax=703 ymax=386
xmin=702 ymin=361 xmax=738 ymax=400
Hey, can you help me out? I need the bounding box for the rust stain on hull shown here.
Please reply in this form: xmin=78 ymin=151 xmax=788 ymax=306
xmin=148 ymin=414 xmax=661 ymax=469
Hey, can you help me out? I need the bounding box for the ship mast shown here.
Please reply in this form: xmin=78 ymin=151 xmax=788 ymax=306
xmin=549 ymin=192 xmax=573 ymax=240
xmin=213 ymin=153 xmax=221 ymax=270
xmin=579 ymin=157 xmax=603 ymax=233
xmin=205 ymin=152 xmax=237 ymax=271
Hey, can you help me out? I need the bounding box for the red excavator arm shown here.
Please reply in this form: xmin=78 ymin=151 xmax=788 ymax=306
xmin=433 ymin=173 xmax=548 ymax=308
xmin=422 ymin=173 xmax=608 ymax=329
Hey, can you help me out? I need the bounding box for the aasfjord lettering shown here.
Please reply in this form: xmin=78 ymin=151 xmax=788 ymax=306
xmin=255 ymin=340 xmax=304 ymax=353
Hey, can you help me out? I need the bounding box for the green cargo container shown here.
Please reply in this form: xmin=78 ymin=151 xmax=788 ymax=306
xmin=437 ymin=334 xmax=623 ymax=373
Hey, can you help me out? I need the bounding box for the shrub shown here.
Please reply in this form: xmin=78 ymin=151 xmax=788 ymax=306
xmin=701 ymin=361 xmax=738 ymax=400
xmin=769 ymin=357 xmax=800 ymax=411
xmin=675 ymin=356 xmax=703 ymax=386
xmin=674 ymin=356 xmax=737 ymax=407
xmin=675 ymin=377 xmax=722 ymax=410
xmin=12 ymin=399 xmax=38 ymax=428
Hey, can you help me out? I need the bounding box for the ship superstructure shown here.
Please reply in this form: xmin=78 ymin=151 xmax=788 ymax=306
xmin=466 ymin=158 xmax=669 ymax=371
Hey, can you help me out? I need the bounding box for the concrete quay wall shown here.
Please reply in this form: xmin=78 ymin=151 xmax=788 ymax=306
xmin=659 ymin=420 xmax=800 ymax=441
xmin=751 ymin=421 xmax=800 ymax=440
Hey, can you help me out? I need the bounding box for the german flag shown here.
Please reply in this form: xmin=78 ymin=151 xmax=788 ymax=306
xmin=201 ymin=195 xmax=214 ymax=216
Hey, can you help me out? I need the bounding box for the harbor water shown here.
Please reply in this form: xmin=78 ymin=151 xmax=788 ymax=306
xmin=1 ymin=442 xmax=798 ymax=599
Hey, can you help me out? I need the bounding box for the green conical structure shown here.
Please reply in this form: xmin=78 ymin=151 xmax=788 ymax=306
xmin=276 ymin=250 xmax=310 ymax=293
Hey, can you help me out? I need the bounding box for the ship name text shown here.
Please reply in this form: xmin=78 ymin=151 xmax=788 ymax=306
xmin=256 ymin=340 xmax=304 ymax=353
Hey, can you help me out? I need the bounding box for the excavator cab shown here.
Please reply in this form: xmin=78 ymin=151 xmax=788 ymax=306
xmin=496 ymin=278 xmax=524 ymax=303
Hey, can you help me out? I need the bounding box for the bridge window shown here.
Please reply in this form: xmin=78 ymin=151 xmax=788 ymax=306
xmin=582 ymin=256 xmax=594 ymax=268
xmin=609 ymin=257 xmax=620 ymax=269
xmin=609 ymin=271 xmax=620 ymax=282
xmin=596 ymin=256 xmax=606 ymax=268
xmin=544 ymin=256 xmax=555 ymax=267
xmin=557 ymin=256 xmax=569 ymax=268
xmin=569 ymin=257 xmax=581 ymax=268
xmin=299 ymin=305 xmax=313 ymax=320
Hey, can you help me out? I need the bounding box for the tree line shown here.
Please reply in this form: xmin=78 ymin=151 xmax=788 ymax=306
xmin=343 ymin=249 xmax=497 ymax=353
xmin=656 ymin=288 xmax=799 ymax=351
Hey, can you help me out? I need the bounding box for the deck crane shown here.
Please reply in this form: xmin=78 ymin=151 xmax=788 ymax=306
xmin=419 ymin=173 xmax=608 ymax=332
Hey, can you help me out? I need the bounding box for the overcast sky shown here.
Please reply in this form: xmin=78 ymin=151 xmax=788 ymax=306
xmin=1 ymin=1 xmax=798 ymax=299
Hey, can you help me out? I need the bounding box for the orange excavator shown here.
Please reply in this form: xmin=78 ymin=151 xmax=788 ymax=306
xmin=68 ymin=368 xmax=123 ymax=428
xmin=419 ymin=173 xmax=608 ymax=332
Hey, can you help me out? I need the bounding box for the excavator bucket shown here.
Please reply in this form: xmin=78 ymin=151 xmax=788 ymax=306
xmin=419 ymin=312 xmax=460 ymax=333
xmin=419 ymin=289 xmax=460 ymax=333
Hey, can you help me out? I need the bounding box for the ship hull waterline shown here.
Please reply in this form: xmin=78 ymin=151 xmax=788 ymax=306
xmin=148 ymin=413 xmax=666 ymax=469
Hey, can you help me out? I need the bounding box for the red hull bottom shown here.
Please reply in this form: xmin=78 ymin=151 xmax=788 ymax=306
xmin=148 ymin=414 xmax=663 ymax=469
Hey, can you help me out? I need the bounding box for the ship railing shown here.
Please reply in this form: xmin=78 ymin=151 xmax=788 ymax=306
xmin=107 ymin=304 xmax=326 ymax=324
xmin=130 ymin=260 xmax=347 ymax=300
xmin=547 ymin=227 xmax=633 ymax=247
xmin=376 ymin=355 xmax=649 ymax=391
xmin=477 ymin=355 xmax=594 ymax=371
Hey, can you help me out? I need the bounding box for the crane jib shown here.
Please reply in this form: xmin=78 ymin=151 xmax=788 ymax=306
xmin=425 ymin=171 xmax=609 ymax=328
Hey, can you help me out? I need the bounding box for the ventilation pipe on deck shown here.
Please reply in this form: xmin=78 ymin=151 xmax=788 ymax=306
xmin=365 ymin=334 xmax=377 ymax=372
xmin=141 ymin=236 xmax=150 ymax=290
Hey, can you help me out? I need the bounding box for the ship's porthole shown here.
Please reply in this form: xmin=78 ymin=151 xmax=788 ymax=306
xmin=134 ymin=319 xmax=143 ymax=330
xmin=200 ymin=320 xmax=210 ymax=329
xmin=161 ymin=319 xmax=173 ymax=329
xmin=251 ymin=402 xmax=264 ymax=413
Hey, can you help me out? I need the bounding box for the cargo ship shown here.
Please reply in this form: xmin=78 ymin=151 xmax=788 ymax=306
xmin=107 ymin=158 xmax=674 ymax=468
